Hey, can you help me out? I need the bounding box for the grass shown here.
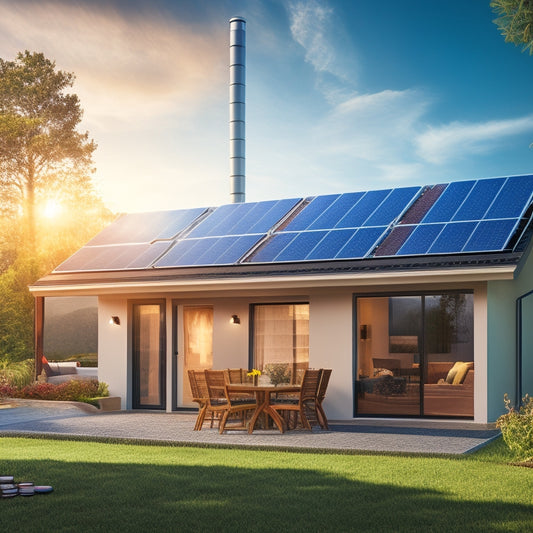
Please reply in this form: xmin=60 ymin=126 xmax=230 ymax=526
xmin=1 ymin=436 xmax=532 ymax=532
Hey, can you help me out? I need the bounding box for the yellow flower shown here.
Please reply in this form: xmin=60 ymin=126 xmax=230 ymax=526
xmin=247 ymin=369 xmax=261 ymax=376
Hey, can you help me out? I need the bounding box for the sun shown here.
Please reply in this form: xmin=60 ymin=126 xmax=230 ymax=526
xmin=43 ymin=199 xmax=62 ymax=219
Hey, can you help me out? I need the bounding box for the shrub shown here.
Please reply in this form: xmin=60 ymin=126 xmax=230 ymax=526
xmin=0 ymin=358 xmax=34 ymax=387
xmin=0 ymin=379 xmax=109 ymax=405
xmin=496 ymin=393 xmax=533 ymax=462
xmin=263 ymin=363 xmax=291 ymax=386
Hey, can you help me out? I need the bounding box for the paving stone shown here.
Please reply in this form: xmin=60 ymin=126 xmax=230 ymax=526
xmin=0 ymin=400 xmax=499 ymax=455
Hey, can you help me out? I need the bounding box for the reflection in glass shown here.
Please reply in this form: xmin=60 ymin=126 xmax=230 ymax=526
xmin=357 ymin=293 xmax=473 ymax=418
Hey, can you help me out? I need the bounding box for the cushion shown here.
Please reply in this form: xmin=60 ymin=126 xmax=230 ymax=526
xmin=41 ymin=355 xmax=58 ymax=377
xmin=452 ymin=363 xmax=470 ymax=385
xmin=374 ymin=368 xmax=393 ymax=378
xmin=445 ymin=361 xmax=463 ymax=384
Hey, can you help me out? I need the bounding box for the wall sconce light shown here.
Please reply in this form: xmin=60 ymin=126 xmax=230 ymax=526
xmin=360 ymin=324 xmax=369 ymax=340
xmin=230 ymin=314 xmax=241 ymax=325
xmin=109 ymin=316 xmax=121 ymax=326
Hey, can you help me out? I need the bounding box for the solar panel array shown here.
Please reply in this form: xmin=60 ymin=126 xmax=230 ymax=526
xmin=54 ymin=175 xmax=533 ymax=273
xmin=375 ymin=175 xmax=533 ymax=257
xmin=153 ymin=198 xmax=300 ymax=267
xmin=55 ymin=207 xmax=207 ymax=271
xmin=247 ymin=187 xmax=422 ymax=263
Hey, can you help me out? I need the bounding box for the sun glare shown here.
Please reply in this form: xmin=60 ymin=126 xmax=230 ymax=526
xmin=43 ymin=199 xmax=62 ymax=219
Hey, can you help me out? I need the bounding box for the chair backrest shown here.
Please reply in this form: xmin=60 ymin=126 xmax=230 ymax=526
xmin=188 ymin=370 xmax=200 ymax=400
xmin=224 ymin=368 xmax=245 ymax=384
xmin=204 ymin=370 xmax=227 ymax=402
xmin=299 ymin=369 xmax=321 ymax=401
xmin=192 ymin=370 xmax=209 ymax=400
xmin=317 ymin=369 xmax=332 ymax=402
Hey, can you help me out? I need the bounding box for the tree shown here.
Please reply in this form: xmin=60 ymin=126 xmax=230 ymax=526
xmin=0 ymin=51 xmax=97 ymax=249
xmin=491 ymin=0 xmax=533 ymax=55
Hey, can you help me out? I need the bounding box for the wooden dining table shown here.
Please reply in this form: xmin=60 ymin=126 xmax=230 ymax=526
xmin=225 ymin=383 xmax=301 ymax=434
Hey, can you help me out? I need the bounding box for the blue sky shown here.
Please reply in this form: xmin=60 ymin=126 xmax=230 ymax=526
xmin=1 ymin=0 xmax=532 ymax=213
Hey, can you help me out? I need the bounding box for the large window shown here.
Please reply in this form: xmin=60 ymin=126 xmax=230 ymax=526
xmin=252 ymin=303 xmax=309 ymax=383
xmin=357 ymin=292 xmax=474 ymax=418
xmin=182 ymin=306 xmax=213 ymax=406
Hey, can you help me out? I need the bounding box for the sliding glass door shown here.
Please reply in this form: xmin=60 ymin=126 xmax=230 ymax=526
xmin=132 ymin=302 xmax=166 ymax=410
xmin=356 ymin=293 xmax=473 ymax=418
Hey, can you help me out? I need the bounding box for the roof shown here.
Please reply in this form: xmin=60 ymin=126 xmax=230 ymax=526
xmin=31 ymin=174 xmax=533 ymax=293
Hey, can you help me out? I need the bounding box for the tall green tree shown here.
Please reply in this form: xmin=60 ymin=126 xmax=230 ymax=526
xmin=491 ymin=0 xmax=533 ymax=55
xmin=0 ymin=51 xmax=97 ymax=249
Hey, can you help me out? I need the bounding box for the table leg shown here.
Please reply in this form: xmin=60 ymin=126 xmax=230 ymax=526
xmin=248 ymin=391 xmax=267 ymax=434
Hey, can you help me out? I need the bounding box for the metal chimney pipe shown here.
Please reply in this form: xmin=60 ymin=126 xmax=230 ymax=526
xmin=229 ymin=17 xmax=246 ymax=203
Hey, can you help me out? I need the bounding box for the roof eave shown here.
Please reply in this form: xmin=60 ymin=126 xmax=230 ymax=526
xmin=29 ymin=261 xmax=518 ymax=297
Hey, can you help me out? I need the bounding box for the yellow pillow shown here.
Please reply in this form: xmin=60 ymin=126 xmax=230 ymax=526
xmin=445 ymin=362 xmax=463 ymax=384
xmin=452 ymin=363 xmax=470 ymax=385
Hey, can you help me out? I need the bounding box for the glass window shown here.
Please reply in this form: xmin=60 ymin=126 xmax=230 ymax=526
xmin=182 ymin=306 xmax=213 ymax=406
xmin=132 ymin=302 xmax=165 ymax=409
xmin=356 ymin=292 xmax=473 ymax=418
xmin=252 ymin=303 xmax=309 ymax=383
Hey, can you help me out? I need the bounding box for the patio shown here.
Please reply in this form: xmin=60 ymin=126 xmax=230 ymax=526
xmin=0 ymin=399 xmax=499 ymax=454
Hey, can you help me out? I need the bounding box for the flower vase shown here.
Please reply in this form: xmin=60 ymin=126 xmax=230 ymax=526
xmin=253 ymin=374 xmax=259 ymax=386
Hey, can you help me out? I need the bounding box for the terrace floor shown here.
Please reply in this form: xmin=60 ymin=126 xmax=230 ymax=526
xmin=0 ymin=399 xmax=499 ymax=455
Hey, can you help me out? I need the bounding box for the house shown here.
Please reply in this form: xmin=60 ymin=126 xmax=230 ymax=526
xmin=30 ymin=174 xmax=533 ymax=423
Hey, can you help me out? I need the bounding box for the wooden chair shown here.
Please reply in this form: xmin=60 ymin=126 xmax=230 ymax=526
xmin=203 ymin=370 xmax=231 ymax=430
xmin=315 ymin=369 xmax=332 ymax=430
xmin=224 ymin=368 xmax=246 ymax=384
xmin=272 ymin=369 xmax=321 ymax=430
xmin=224 ymin=368 xmax=254 ymax=401
xmin=188 ymin=370 xmax=207 ymax=431
xmin=218 ymin=383 xmax=257 ymax=434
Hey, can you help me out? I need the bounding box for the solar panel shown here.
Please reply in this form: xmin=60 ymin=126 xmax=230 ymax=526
xmin=248 ymin=186 xmax=422 ymax=263
xmin=243 ymin=198 xmax=301 ymax=233
xmin=306 ymin=229 xmax=358 ymax=260
xmin=421 ymin=181 xmax=475 ymax=223
xmin=283 ymin=195 xmax=340 ymax=231
xmin=247 ymin=233 xmax=297 ymax=263
xmin=187 ymin=204 xmax=243 ymax=238
xmin=88 ymin=208 xmax=206 ymax=245
xmin=155 ymin=238 xmax=214 ymax=267
xmin=55 ymin=244 xmax=153 ymax=271
xmin=390 ymin=176 xmax=533 ymax=257
xmin=53 ymin=175 xmax=533 ymax=272
xmin=307 ymin=192 xmax=365 ymax=230
xmin=335 ymin=227 xmax=387 ymax=258
xmin=125 ymin=242 xmax=174 ymax=269
xmin=428 ymin=222 xmax=477 ymax=254
xmin=275 ymin=231 xmax=328 ymax=262
xmin=452 ymin=178 xmax=505 ymax=221
xmin=364 ymin=186 xmax=421 ymax=226
xmin=397 ymin=224 xmax=445 ymax=256
xmin=463 ymin=219 xmax=518 ymax=252
xmin=485 ymin=174 xmax=533 ymax=219
xmin=335 ymin=189 xmax=391 ymax=228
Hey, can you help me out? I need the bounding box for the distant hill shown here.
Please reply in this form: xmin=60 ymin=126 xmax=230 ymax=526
xmin=44 ymin=306 xmax=97 ymax=359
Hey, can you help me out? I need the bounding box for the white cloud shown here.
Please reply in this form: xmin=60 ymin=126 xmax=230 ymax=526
xmin=319 ymin=89 xmax=430 ymax=162
xmin=416 ymin=115 xmax=533 ymax=164
xmin=287 ymin=0 xmax=334 ymax=73
xmin=0 ymin=1 xmax=227 ymax=123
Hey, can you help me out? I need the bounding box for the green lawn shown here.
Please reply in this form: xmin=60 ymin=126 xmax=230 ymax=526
xmin=1 ymin=436 xmax=531 ymax=532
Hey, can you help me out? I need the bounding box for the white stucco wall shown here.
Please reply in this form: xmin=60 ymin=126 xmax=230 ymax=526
xmin=89 ymin=273 xmax=513 ymax=422
xmin=98 ymin=297 xmax=129 ymax=409
xmin=487 ymin=246 xmax=533 ymax=421
xmin=309 ymin=290 xmax=354 ymax=420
